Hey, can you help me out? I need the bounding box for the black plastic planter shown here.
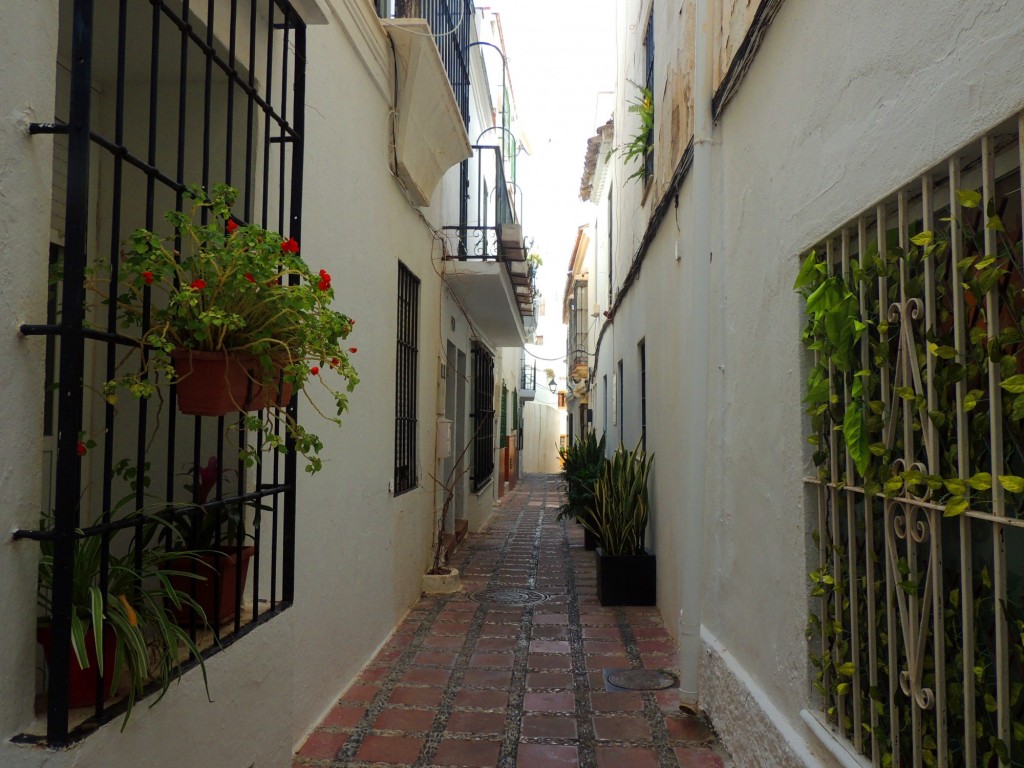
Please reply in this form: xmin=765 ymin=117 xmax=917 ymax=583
xmin=595 ymin=548 xmax=657 ymax=606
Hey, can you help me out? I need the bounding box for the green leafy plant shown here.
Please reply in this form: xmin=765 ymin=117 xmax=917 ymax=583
xmin=798 ymin=186 xmax=1024 ymax=765
xmin=98 ymin=184 xmax=360 ymax=473
xmin=581 ymin=440 xmax=653 ymax=556
xmin=608 ymin=82 xmax=654 ymax=183
xmin=558 ymin=431 xmax=607 ymax=532
xmin=37 ymin=515 xmax=211 ymax=728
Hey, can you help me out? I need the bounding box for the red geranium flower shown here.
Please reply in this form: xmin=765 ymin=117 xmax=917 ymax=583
xmin=142 ymin=271 xmax=154 ymax=285
xmin=310 ymin=366 xmax=320 ymax=376
xmin=190 ymin=279 xmax=206 ymax=290
xmin=348 ymin=347 xmax=358 ymax=354
xmin=281 ymin=237 xmax=299 ymax=253
xmin=76 ymin=441 xmax=87 ymax=457
xmin=245 ymin=272 xmax=255 ymax=282
xmin=330 ymin=357 xmax=340 ymax=368
xmin=226 ymin=220 xmax=238 ymax=234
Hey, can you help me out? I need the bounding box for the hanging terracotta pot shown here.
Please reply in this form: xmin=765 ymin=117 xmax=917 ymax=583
xmin=171 ymin=350 xmax=292 ymax=417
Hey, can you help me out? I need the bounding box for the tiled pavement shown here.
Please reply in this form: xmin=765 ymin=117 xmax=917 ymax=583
xmin=293 ymin=474 xmax=729 ymax=767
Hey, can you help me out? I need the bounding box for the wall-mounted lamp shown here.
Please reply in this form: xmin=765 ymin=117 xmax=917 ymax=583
xmin=548 ymin=378 xmax=558 ymax=394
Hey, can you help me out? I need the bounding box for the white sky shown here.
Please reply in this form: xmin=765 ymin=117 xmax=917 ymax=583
xmin=483 ymin=0 xmax=618 ymax=300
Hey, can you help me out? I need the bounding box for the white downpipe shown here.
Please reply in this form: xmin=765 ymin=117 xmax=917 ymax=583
xmin=678 ymin=0 xmax=714 ymax=713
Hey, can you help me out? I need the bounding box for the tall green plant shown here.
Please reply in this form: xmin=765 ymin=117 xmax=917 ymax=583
xmin=582 ymin=441 xmax=653 ymax=556
xmin=557 ymin=431 xmax=607 ymax=525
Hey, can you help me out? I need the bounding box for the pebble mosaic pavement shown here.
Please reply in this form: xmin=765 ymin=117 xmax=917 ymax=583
xmin=293 ymin=474 xmax=729 ymax=767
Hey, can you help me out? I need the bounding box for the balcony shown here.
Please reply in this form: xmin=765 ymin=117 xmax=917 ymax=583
xmin=442 ymin=144 xmax=535 ymax=347
xmin=519 ymin=359 xmax=537 ymax=401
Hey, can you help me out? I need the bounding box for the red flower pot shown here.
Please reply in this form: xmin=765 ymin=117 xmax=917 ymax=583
xmin=171 ymin=350 xmax=293 ymax=417
xmin=169 ymin=546 xmax=255 ymax=625
xmin=37 ymin=623 xmax=117 ymax=708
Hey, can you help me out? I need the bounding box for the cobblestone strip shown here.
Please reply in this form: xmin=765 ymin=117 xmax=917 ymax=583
xmin=414 ymin=494 xmax=531 ymax=767
xmin=562 ymin=519 xmax=598 ymax=767
xmin=616 ymin=607 xmax=678 ymax=768
xmin=496 ymin=484 xmax=545 ymax=768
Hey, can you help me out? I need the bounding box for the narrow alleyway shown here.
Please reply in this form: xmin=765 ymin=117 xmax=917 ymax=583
xmin=293 ymin=474 xmax=728 ymax=767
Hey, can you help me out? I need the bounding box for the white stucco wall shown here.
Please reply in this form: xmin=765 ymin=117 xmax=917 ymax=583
xmin=0 ymin=0 xmax=59 ymax=748
xmin=597 ymin=0 xmax=1024 ymax=765
xmin=0 ymin=0 xmax=496 ymax=765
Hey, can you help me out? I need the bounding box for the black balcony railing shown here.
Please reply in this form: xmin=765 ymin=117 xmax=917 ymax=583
xmin=520 ymin=360 xmax=536 ymax=391
xmin=446 ymin=144 xmax=517 ymax=260
xmin=17 ymin=0 xmax=304 ymax=745
xmin=567 ymin=281 xmax=589 ymax=371
xmin=378 ymin=0 xmax=473 ymax=127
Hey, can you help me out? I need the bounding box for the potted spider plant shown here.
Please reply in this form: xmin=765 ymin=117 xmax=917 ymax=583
xmin=36 ymin=513 xmax=210 ymax=724
xmin=99 ymin=183 xmax=360 ymax=473
xmin=582 ymin=440 xmax=656 ymax=606
xmin=558 ymin=431 xmax=607 ymax=550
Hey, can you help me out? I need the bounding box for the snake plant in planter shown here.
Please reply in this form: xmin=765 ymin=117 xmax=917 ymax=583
xmin=582 ymin=440 xmax=656 ymax=606
xmin=557 ymin=431 xmax=607 ymax=550
xmin=36 ymin=514 xmax=211 ymax=726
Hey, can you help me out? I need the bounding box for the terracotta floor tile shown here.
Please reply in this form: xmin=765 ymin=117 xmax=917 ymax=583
xmin=446 ymin=709 xmax=506 ymax=735
xmin=389 ymin=685 xmax=445 ymax=707
xmin=526 ymin=671 xmax=573 ymax=689
xmin=462 ymin=668 xmax=513 ymax=688
xmin=534 ymin=613 xmax=569 ymax=625
xmin=521 ymin=714 xmax=579 ymax=739
xmin=528 ymin=653 xmax=573 ymax=670
xmin=523 ymin=691 xmax=575 ymax=713
xmin=529 ymin=639 xmax=571 ymax=654
xmin=595 ymin=746 xmax=661 ymax=768
xmin=373 ymin=707 xmax=437 ymax=732
xmin=530 ymin=625 xmax=570 ymax=640
xmin=423 ymin=634 xmax=466 ymax=650
xmin=295 ymin=730 xmax=349 ymax=760
xmin=319 ymin=705 xmax=366 ymax=728
xmin=584 ymin=640 xmax=627 ymax=655
xmin=433 ymin=738 xmax=502 ymax=767
xmin=355 ymin=734 xmax=424 ymax=764
xmin=470 ymin=651 xmax=516 ymax=668
xmin=664 ymin=713 xmax=715 ymax=742
xmin=592 ymin=714 xmax=653 ymax=741
xmin=582 ymin=626 xmax=622 ymax=640
xmin=591 ymin=691 xmax=645 ymax=712
xmin=413 ymin=650 xmax=458 ymax=667
xmin=476 ymin=636 xmax=518 ymax=652
xmin=401 ymin=667 xmax=452 ymax=686
xmin=453 ymin=688 xmax=509 ymax=709
xmin=339 ymin=683 xmax=380 ymax=704
xmin=516 ymin=743 xmax=580 ymax=767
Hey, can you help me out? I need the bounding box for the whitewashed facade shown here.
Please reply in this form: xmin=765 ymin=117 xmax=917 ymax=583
xmin=0 ymin=1 xmax=529 ymax=765
xmin=585 ymin=0 xmax=1024 ymax=765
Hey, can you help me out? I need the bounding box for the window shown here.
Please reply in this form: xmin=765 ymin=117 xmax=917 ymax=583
xmin=639 ymin=340 xmax=647 ymax=452
xmin=394 ymin=262 xmax=421 ymax=495
xmin=558 ymin=391 xmax=566 ymax=409
xmin=608 ymin=190 xmax=614 ymax=302
xmin=471 ymin=343 xmax=495 ymax=491
xmin=603 ymin=374 xmax=609 ymax=436
xmin=800 ymin=118 xmax=1024 ymax=767
xmin=642 ymin=10 xmax=655 ymax=186
xmin=534 ymin=334 xmax=544 ymax=346
xmin=19 ymin=0 xmax=306 ymax=745
xmin=617 ymin=359 xmax=624 ymax=445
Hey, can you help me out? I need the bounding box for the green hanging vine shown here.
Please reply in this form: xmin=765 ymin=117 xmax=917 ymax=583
xmin=797 ymin=187 xmax=1024 ymax=767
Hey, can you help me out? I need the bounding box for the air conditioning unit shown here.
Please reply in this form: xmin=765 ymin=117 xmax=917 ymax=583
xmin=590 ymin=303 xmax=601 ymax=318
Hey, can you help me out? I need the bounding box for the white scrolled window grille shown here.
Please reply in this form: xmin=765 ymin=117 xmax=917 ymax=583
xmin=800 ymin=115 xmax=1024 ymax=767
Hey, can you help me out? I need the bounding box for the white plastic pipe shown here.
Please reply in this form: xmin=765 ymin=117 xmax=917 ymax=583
xmin=678 ymin=0 xmax=714 ymax=713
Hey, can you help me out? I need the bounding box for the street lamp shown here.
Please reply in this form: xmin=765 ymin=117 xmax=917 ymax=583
xmin=548 ymin=378 xmax=558 ymax=394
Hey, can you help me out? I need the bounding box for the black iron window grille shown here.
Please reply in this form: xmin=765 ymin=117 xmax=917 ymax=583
xmin=471 ymin=343 xmax=495 ymax=491
xmin=500 ymin=381 xmax=508 ymax=438
xmin=567 ymin=280 xmax=589 ymax=371
xmin=17 ymin=0 xmax=306 ymax=746
xmin=520 ymin=359 xmax=536 ymax=390
xmin=643 ymin=10 xmax=655 ymax=185
xmin=617 ymin=359 xmax=624 ymax=445
xmin=608 ymin=190 xmax=615 ymax=302
xmin=376 ymin=0 xmax=473 ymax=127
xmin=394 ymin=262 xmax=421 ymax=495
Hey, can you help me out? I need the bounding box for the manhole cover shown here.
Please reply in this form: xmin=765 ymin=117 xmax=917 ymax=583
xmin=606 ymin=669 xmax=678 ymax=691
xmin=468 ymin=587 xmax=549 ymax=606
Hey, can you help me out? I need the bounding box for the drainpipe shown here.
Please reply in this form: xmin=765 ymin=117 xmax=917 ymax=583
xmin=678 ymin=0 xmax=713 ymax=714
